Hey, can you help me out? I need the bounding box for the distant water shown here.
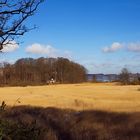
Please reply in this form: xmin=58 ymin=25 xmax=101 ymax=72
xmin=86 ymin=74 xmax=118 ymax=82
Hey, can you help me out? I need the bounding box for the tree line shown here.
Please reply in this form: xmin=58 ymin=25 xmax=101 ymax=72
xmin=89 ymin=68 xmax=140 ymax=85
xmin=119 ymin=68 xmax=140 ymax=85
xmin=0 ymin=57 xmax=87 ymax=86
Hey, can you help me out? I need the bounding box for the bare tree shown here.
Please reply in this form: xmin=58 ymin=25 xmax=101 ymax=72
xmin=0 ymin=57 xmax=87 ymax=85
xmin=0 ymin=0 xmax=44 ymax=50
xmin=119 ymin=68 xmax=130 ymax=85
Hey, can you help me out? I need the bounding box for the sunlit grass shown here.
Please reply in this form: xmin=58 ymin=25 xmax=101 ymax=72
xmin=0 ymin=83 xmax=140 ymax=112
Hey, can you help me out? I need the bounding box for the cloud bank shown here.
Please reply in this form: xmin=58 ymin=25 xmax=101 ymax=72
xmin=26 ymin=43 xmax=72 ymax=58
xmin=26 ymin=43 xmax=57 ymax=57
xmin=102 ymin=42 xmax=123 ymax=53
xmin=127 ymin=42 xmax=140 ymax=52
xmin=102 ymin=42 xmax=140 ymax=53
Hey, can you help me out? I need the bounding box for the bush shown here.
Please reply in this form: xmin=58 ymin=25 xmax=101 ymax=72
xmin=0 ymin=120 xmax=42 ymax=140
xmin=0 ymin=106 xmax=140 ymax=140
xmin=119 ymin=68 xmax=130 ymax=85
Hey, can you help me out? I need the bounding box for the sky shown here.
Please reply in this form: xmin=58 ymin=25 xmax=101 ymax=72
xmin=1 ymin=0 xmax=140 ymax=74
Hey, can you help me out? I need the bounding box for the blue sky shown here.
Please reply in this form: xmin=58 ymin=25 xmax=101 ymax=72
xmin=1 ymin=0 xmax=140 ymax=74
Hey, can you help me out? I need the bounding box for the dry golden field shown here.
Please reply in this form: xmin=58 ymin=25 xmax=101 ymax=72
xmin=0 ymin=83 xmax=140 ymax=112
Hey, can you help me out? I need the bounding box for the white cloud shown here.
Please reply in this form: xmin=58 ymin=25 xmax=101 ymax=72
xmin=26 ymin=43 xmax=72 ymax=58
xmin=2 ymin=41 xmax=19 ymax=52
xmin=26 ymin=43 xmax=58 ymax=57
xmin=102 ymin=42 xmax=123 ymax=53
xmin=127 ymin=42 xmax=140 ymax=52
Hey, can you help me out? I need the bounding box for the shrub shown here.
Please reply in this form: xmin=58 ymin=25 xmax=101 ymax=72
xmin=0 ymin=106 xmax=140 ymax=140
xmin=0 ymin=120 xmax=43 ymax=140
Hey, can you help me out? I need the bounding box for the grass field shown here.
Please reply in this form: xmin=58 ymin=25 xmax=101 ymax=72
xmin=1 ymin=83 xmax=140 ymax=139
xmin=0 ymin=83 xmax=140 ymax=112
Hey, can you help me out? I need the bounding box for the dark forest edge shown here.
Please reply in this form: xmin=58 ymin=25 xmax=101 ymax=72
xmin=0 ymin=57 xmax=87 ymax=86
xmin=0 ymin=104 xmax=140 ymax=140
xmin=0 ymin=57 xmax=140 ymax=87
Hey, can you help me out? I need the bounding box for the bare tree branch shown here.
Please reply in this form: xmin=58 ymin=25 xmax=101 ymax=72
xmin=0 ymin=0 xmax=44 ymax=50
